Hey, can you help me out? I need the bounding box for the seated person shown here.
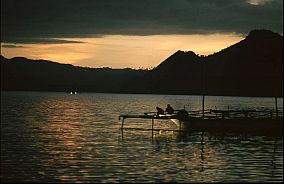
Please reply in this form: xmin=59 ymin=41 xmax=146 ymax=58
xmin=165 ymin=104 xmax=174 ymax=114
xmin=156 ymin=106 xmax=164 ymax=115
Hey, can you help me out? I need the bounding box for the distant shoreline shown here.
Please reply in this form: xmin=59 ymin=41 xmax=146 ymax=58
xmin=2 ymin=30 xmax=282 ymax=98
xmin=1 ymin=90 xmax=283 ymax=98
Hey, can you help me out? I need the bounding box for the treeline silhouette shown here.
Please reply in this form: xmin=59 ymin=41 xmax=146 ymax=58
xmin=1 ymin=29 xmax=283 ymax=97
xmin=1 ymin=56 xmax=146 ymax=93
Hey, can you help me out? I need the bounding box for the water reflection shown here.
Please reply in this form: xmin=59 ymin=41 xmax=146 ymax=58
xmin=1 ymin=92 xmax=283 ymax=183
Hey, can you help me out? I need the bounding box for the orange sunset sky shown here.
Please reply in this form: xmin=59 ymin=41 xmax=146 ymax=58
xmin=1 ymin=0 xmax=282 ymax=68
xmin=1 ymin=34 xmax=244 ymax=68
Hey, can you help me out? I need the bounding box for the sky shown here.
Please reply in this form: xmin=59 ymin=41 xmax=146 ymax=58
xmin=1 ymin=0 xmax=283 ymax=68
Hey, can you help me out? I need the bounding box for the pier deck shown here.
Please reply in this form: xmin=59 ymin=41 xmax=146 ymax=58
xmin=119 ymin=109 xmax=283 ymax=136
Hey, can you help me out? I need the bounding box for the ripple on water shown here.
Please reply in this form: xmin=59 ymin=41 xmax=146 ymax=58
xmin=1 ymin=92 xmax=283 ymax=182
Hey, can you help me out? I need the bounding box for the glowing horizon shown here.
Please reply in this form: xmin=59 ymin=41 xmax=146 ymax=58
xmin=1 ymin=34 xmax=244 ymax=69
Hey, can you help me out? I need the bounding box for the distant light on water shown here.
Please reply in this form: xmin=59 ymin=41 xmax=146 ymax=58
xmin=69 ymin=92 xmax=77 ymax=95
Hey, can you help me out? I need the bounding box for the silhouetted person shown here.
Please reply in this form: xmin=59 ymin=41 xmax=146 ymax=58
xmin=165 ymin=104 xmax=174 ymax=114
xmin=156 ymin=106 xmax=164 ymax=115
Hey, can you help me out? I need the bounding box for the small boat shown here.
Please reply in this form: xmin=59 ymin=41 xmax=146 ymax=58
xmin=170 ymin=109 xmax=283 ymax=136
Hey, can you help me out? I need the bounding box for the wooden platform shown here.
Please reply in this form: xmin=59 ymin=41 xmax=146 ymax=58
xmin=119 ymin=109 xmax=283 ymax=136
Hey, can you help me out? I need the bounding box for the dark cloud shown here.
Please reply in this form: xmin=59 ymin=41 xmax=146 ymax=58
xmin=1 ymin=38 xmax=84 ymax=44
xmin=1 ymin=0 xmax=282 ymax=44
xmin=1 ymin=44 xmax=25 ymax=48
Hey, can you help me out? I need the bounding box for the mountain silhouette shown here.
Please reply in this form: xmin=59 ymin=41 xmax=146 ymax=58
xmin=126 ymin=29 xmax=283 ymax=97
xmin=127 ymin=50 xmax=203 ymax=94
xmin=1 ymin=56 xmax=146 ymax=92
xmin=1 ymin=29 xmax=283 ymax=97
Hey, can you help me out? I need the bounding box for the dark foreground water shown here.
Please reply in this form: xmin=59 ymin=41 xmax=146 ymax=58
xmin=1 ymin=92 xmax=283 ymax=183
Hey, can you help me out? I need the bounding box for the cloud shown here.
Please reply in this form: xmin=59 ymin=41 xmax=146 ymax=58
xmin=1 ymin=0 xmax=282 ymax=44
xmin=1 ymin=38 xmax=85 ymax=44
xmin=1 ymin=44 xmax=25 ymax=48
xmin=247 ymin=0 xmax=274 ymax=5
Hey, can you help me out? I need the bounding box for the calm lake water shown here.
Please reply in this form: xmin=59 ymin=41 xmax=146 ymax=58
xmin=1 ymin=91 xmax=283 ymax=183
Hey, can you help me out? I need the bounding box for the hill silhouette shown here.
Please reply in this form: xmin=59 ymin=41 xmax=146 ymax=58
xmin=1 ymin=56 xmax=146 ymax=93
xmin=126 ymin=29 xmax=283 ymax=97
xmin=1 ymin=29 xmax=283 ymax=97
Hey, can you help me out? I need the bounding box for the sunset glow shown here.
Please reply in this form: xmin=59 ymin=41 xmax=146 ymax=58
xmin=1 ymin=34 xmax=244 ymax=68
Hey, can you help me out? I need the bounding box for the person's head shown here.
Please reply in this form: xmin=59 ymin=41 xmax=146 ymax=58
xmin=167 ymin=104 xmax=170 ymax=107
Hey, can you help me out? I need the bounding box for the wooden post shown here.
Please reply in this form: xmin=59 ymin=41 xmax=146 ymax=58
xmin=227 ymin=106 xmax=230 ymax=119
xmin=121 ymin=126 xmax=124 ymax=139
xmin=202 ymin=95 xmax=205 ymax=119
xmin=179 ymin=120 xmax=182 ymax=131
xmin=275 ymin=97 xmax=278 ymax=118
xmin=201 ymin=132 xmax=204 ymax=153
xmin=272 ymin=139 xmax=277 ymax=169
xmin=152 ymin=118 xmax=154 ymax=137
xmin=201 ymin=58 xmax=205 ymax=120
xmin=121 ymin=118 xmax=124 ymax=130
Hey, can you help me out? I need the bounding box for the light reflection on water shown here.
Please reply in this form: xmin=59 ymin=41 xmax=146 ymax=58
xmin=1 ymin=92 xmax=283 ymax=183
